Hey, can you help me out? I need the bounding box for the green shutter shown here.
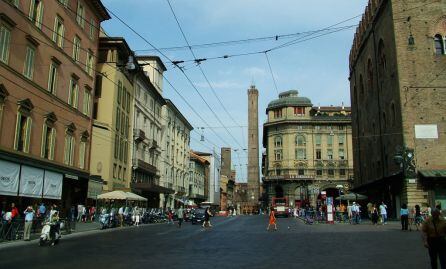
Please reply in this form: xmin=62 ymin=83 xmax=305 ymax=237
xmin=50 ymin=128 xmax=56 ymax=160
xmin=36 ymin=2 xmax=44 ymax=29
xmin=24 ymin=117 xmax=32 ymax=153
xmin=13 ymin=112 xmax=21 ymax=150
xmin=40 ymin=124 xmax=47 ymax=157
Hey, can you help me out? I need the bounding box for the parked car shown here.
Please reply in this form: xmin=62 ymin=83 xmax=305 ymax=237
xmin=191 ymin=208 xmax=206 ymax=225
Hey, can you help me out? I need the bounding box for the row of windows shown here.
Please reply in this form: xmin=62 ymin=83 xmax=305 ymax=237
xmin=135 ymin=83 xmax=161 ymax=117
xmin=273 ymin=168 xmax=347 ymax=177
xmin=0 ymin=29 xmax=92 ymax=116
xmin=272 ymin=107 xmax=306 ymax=118
xmin=274 ymin=148 xmax=346 ymax=161
xmin=112 ymin=163 xmax=127 ymax=181
xmin=6 ymin=107 xmax=88 ymax=169
xmin=274 ymin=134 xmax=345 ymax=148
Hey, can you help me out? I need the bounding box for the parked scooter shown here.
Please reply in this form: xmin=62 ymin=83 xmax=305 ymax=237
xmin=100 ymin=212 xmax=111 ymax=229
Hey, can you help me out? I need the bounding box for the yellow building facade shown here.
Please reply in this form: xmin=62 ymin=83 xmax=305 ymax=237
xmin=263 ymin=90 xmax=353 ymax=207
xmin=90 ymin=37 xmax=134 ymax=192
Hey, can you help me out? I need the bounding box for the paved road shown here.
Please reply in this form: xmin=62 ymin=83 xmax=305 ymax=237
xmin=0 ymin=216 xmax=430 ymax=269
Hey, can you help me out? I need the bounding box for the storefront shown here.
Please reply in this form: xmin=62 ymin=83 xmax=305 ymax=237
xmin=0 ymin=152 xmax=90 ymax=217
xmin=419 ymin=170 xmax=446 ymax=209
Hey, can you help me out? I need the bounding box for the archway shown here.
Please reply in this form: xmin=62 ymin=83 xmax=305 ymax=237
xmin=275 ymin=185 xmax=284 ymax=198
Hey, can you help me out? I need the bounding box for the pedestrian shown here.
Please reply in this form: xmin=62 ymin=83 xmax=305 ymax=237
xmin=367 ymin=202 xmax=373 ymax=221
xmin=203 ymin=207 xmax=213 ymax=228
xmin=167 ymin=209 xmax=173 ymax=225
xmin=23 ymin=206 xmax=34 ymax=241
xmin=134 ymin=206 xmax=140 ymax=227
xmin=371 ymin=204 xmax=379 ymax=225
xmin=118 ymin=206 xmax=124 ymax=227
xmin=10 ymin=203 xmax=19 ymax=220
xmin=414 ymin=204 xmax=423 ymax=231
xmin=38 ymin=202 xmax=46 ymax=220
xmin=177 ymin=206 xmax=184 ymax=228
xmin=422 ymin=208 xmax=446 ymax=269
xmin=82 ymin=206 xmax=87 ymax=222
xmin=89 ymin=206 xmax=96 ymax=222
xmin=77 ymin=204 xmax=83 ymax=222
xmin=347 ymin=203 xmax=352 ymax=223
xmin=351 ymin=202 xmax=358 ymax=224
xmin=400 ymin=203 xmax=409 ymax=231
xmin=379 ymin=202 xmax=388 ymax=225
xmin=70 ymin=206 xmax=77 ymax=231
xmin=267 ymin=206 xmax=277 ymax=231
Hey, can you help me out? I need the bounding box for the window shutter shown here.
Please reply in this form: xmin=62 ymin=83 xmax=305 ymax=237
xmin=40 ymin=124 xmax=47 ymax=157
xmin=36 ymin=3 xmax=44 ymax=28
xmin=50 ymin=128 xmax=56 ymax=160
xmin=13 ymin=112 xmax=21 ymax=150
xmin=28 ymin=0 xmax=35 ymax=20
xmin=24 ymin=117 xmax=32 ymax=153
xmin=64 ymin=135 xmax=69 ymax=164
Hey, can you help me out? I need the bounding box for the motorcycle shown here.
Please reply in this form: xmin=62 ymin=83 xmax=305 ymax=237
xmin=39 ymin=221 xmax=61 ymax=246
xmin=100 ymin=212 xmax=110 ymax=229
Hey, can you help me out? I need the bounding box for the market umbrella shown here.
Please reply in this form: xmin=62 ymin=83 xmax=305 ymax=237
xmin=335 ymin=192 xmax=368 ymax=201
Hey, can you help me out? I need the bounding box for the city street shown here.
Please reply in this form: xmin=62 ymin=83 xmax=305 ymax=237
xmin=0 ymin=216 xmax=429 ymax=269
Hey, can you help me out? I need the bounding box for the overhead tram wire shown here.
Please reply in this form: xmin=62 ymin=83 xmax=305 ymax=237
xmin=165 ymin=0 xmax=246 ymax=151
xmin=264 ymin=52 xmax=279 ymax=95
xmin=105 ymin=7 xmax=243 ymax=149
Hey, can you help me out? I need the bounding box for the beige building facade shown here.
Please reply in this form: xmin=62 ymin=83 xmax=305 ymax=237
xmin=263 ymin=90 xmax=353 ymax=207
xmin=90 ymin=37 xmax=133 ymax=192
xmin=189 ymin=151 xmax=209 ymax=205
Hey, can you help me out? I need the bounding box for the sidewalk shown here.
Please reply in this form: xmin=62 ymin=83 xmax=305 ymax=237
xmin=0 ymin=221 xmax=100 ymax=248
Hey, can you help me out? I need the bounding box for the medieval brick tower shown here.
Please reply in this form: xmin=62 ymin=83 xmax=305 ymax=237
xmin=247 ymin=85 xmax=260 ymax=210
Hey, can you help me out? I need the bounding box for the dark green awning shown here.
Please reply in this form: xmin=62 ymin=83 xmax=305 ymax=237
xmin=419 ymin=170 xmax=446 ymax=178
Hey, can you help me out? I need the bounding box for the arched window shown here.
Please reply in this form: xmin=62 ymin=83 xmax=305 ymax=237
xmin=378 ymin=40 xmax=386 ymax=76
xmin=274 ymin=136 xmax=282 ymax=148
xmin=367 ymin=59 xmax=373 ymax=93
xmin=296 ymin=135 xmax=306 ymax=146
xmin=391 ymin=103 xmax=396 ymax=127
xmin=434 ymin=34 xmax=444 ymax=55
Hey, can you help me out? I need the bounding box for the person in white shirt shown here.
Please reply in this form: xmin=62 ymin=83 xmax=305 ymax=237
xmin=379 ymin=202 xmax=388 ymax=224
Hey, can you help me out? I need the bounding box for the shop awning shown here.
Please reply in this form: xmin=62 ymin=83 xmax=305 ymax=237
xmin=97 ymin=190 xmax=147 ymax=201
xmin=419 ymin=170 xmax=446 ymax=178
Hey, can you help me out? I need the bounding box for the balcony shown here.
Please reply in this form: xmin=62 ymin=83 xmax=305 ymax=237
xmin=131 ymin=178 xmax=174 ymax=194
xmin=134 ymin=159 xmax=158 ymax=176
xmin=133 ymin=128 xmax=146 ymax=142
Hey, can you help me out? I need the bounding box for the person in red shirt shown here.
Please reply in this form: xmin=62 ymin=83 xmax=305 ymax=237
xmin=10 ymin=203 xmax=19 ymax=219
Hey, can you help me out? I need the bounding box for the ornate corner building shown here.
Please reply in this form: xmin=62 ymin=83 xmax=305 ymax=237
xmin=262 ymin=90 xmax=353 ymax=207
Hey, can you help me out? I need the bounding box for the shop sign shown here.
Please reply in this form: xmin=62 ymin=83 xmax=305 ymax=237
xmin=0 ymin=160 xmax=20 ymax=196
xmin=19 ymin=165 xmax=44 ymax=198
xmin=43 ymin=171 xmax=63 ymax=199
xmin=65 ymin=174 xmax=79 ymax=180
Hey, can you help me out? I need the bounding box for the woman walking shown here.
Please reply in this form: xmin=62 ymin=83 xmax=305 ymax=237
xmin=371 ymin=204 xmax=379 ymax=225
xmin=203 ymin=207 xmax=213 ymax=228
xmin=400 ymin=203 xmax=409 ymax=231
xmin=267 ymin=207 xmax=277 ymax=231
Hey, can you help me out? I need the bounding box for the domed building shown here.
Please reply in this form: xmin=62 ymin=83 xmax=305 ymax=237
xmin=262 ymin=90 xmax=353 ymax=209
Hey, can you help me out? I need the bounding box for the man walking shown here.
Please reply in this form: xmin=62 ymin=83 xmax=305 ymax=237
xmin=422 ymin=209 xmax=446 ymax=269
xmin=379 ymin=202 xmax=388 ymax=225
xmin=177 ymin=206 xmax=184 ymax=228
xmin=23 ymin=206 xmax=34 ymax=241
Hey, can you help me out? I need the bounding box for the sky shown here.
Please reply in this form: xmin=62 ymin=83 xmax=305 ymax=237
xmin=101 ymin=0 xmax=369 ymax=182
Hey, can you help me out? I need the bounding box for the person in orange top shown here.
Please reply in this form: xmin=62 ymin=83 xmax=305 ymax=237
xmin=267 ymin=207 xmax=277 ymax=231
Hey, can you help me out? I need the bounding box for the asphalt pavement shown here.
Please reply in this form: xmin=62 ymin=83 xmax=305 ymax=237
xmin=0 ymin=216 xmax=430 ymax=269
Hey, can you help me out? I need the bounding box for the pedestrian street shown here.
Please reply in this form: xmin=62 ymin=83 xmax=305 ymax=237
xmin=0 ymin=215 xmax=429 ymax=269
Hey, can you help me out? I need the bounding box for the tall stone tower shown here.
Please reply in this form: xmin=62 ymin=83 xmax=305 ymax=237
xmin=247 ymin=85 xmax=260 ymax=209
